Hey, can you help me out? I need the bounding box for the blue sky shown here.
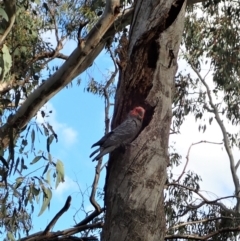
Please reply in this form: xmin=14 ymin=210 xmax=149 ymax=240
xmin=13 ymin=30 xmax=240 ymax=237
xmin=13 ymin=39 xmax=116 ymax=234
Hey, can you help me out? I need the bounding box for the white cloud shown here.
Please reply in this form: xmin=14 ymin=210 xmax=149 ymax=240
xmin=62 ymin=127 xmax=78 ymax=147
xmin=53 ymin=176 xmax=79 ymax=199
xmin=171 ymin=115 xmax=234 ymax=197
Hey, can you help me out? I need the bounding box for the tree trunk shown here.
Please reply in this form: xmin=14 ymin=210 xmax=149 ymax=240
xmin=102 ymin=0 xmax=186 ymax=240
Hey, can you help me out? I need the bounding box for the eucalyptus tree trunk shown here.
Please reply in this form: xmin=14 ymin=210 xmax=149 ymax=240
xmin=102 ymin=0 xmax=187 ymax=240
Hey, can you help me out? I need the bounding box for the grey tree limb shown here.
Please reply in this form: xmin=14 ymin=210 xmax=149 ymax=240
xmin=0 ymin=4 xmax=133 ymax=148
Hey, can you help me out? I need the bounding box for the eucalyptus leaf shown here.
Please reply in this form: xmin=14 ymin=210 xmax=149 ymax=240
xmin=38 ymin=187 xmax=52 ymax=216
xmin=0 ymin=8 xmax=8 ymax=21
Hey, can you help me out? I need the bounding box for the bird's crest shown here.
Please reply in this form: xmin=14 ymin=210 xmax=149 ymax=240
xmin=130 ymin=106 xmax=145 ymax=120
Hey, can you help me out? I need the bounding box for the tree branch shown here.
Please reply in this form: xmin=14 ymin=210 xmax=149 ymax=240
xmin=74 ymin=208 xmax=105 ymax=227
xmin=190 ymin=63 xmax=240 ymax=212
xmin=165 ymin=225 xmax=240 ymax=240
xmin=187 ymin=0 xmax=207 ymax=5
xmin=167 ymin=182 xmax=236 ymax=215
xmin=0 ymin=4 xmax=133 ymax=149
xmin=175 ymin=140 xmax=222 ymax=183
xmin=20 ymin=222 xmax=103 ymax=241
xmin=167 ymin=216 xmax=240 ymax=232
xmin=26 ymin=51 xmax=68 ymax=66
xmin=42 ymin=196 xmax=72 ymax=235
xmin=90 ymin=159 xmax=103 ymax=212
xmin=0 ymin=0 xmax=16 ymax=47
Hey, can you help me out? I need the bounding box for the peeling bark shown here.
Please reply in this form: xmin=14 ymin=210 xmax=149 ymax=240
xmin=103 ymin=1 xmax=187 ymax=241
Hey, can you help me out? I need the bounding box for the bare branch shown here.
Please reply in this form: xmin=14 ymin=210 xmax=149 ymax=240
xmin=0 ymin=0 xmax=16 ymax=47
xmin=89 ymin=47 xmax=118 ymax=212
xmin=78 ymin=21 xmax=90 ymax=43
xmin=236 ymin=159 xmax=240 ymax=171
xmin=20 ymin=222 xmax=103 ymax=241
xmin=26 ymin=51 xmax=68 ymax=66
xmin=104 ymin=47 xmax=118 ymax=134
xmin=42 ymin=196 xmax=72 ymax=235
xmin=167 ymin=216 xmax=240 ymax=232
xmin=48 ymin=3 xmax=60 ymax=44
xmin=187 ymin=0 xmax=207 ymax=5
xmin=74 ymin=208 xmax=105 ymax=227
xmin=176 ymin=140 xmax=222 ymax=183
xmin=165 ymin=225 xmax=240 ymax=240
xmin=203 ymin=103 xmax=214 ymax=113
xmin=47 ymin=222 xmax=104 ymax=240
xmin=90 ymin=159 xmax=103 ymax=212
xmin=168 ymin=182 xmax=236 ymax=215
xmin=190 ymin=63 xmax=240 ymax=212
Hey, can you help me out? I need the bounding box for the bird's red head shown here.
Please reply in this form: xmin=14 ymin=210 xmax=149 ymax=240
xmin=129 ymin=106 xmax=145 ymax=120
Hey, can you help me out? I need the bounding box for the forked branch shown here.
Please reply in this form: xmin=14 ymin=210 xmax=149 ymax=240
xmin=190 ymin=62 xmax=240 ymax=212
xmin=175 ymin=140 xmax=222 ymax=183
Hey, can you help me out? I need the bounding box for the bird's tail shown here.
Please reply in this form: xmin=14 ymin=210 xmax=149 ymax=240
xmin=92 ymin=152 xmax=104 ymax=162
xmin=89 ymin=148 xmax=100 ymax=159
xmin=92 ymin=146 xmax=115 ymax=161
xmin=90 ymin=147 xmax=110 ymax=162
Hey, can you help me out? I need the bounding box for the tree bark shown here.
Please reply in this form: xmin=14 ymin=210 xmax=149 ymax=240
xmin=103 ymin=1 xmax=187 ymax=240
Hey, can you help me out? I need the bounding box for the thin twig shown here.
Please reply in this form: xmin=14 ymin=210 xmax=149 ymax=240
xmin=90 ymin=160 xmax=103 ymax=212
xmin=78 ymin=21 xmax=89 ymax=42
xmin=190 ymin=62 xmax=240 ymax=212
xmin=89 ymin=47 xmax=118 ymax=212
xmin=167 ymin=182 xmax=236 ymax=215
xmin=165 ymin=225 xmax=240 ymax=240
xmin=0 ymin=0 xmax=16 ymax=47
xmin=47 ymin=3 xmax=59 ymax=44
xmin=176 ymin=140 xmax=222 ymax=183
xmin=103 ymin=47 xmax=118 ymax=134
xmin=236 ymin=159 xmax=240 ymax=171
xmin=167 ymin=216 xmax=240 ymax=232
xmin=26 ymin=52 xmax=68 ymax=66
xmin=74 ymin=208 xmax=105 ymax=227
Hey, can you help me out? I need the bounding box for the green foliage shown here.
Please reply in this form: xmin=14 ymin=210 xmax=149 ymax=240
xmin=38 ymin=186 xmax=52 ymax=216
xmin=0 ymin=8 xmax=8 ymax=21
xmin=85 ymin=76 xmax=116 ymax=97
xmin=168 ymin=1 xmax=240 ymax=240
xmin=55 ymin=159 xmax=64 ymax=189
xmin=1 ymin=0 xmax=240 ymax=240
xmin=0 ymin=0 xmax=94 ymax=237
xmin=182 ymin=0 xmax=240 ymax=125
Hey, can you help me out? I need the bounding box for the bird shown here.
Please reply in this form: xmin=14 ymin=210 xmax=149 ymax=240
xmin=89 ymin=106 xmax=145 ymax=161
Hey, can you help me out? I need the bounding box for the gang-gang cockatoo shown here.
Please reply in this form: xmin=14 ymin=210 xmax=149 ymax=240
xmin=90 ymin=106 xmax=145 ymax=161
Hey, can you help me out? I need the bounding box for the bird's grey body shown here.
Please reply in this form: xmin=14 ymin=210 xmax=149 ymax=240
xmin=90 ymin=107 xmax=145 ymax=161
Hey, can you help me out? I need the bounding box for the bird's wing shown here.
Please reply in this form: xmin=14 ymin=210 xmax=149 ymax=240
xmin=102 ymin=117 xmax=142 ymax=148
